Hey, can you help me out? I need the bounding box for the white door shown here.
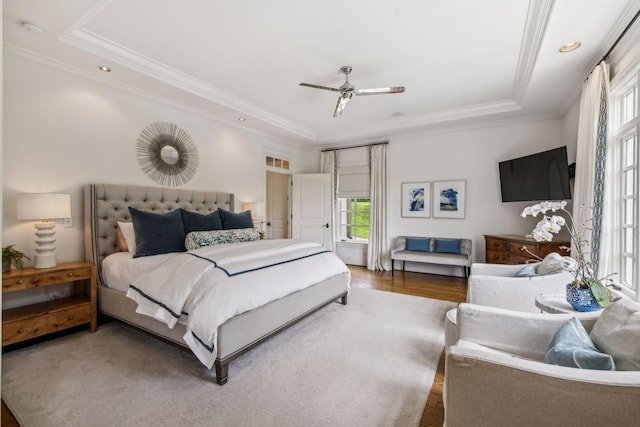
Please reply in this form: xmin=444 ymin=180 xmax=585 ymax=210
xmin=266 ymin=171 xmax=290 ymax=239
xmin=291 ymin=174 xmax=333 ymax=248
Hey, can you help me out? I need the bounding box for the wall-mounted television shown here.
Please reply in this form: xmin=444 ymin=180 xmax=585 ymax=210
xmin=498 ymin=146 xmax=572 ymax=202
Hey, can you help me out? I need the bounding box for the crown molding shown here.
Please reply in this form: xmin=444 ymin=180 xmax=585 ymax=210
xmin=59 ymin=27 xmax=317 ymax=142
xmin=512 ymin=0 xmax=554 ymax=104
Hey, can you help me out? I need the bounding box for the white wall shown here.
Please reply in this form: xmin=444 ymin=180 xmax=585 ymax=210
xmin=2 ymin=51 xmax=581 ymax=280
xmin=2 ymin=53 xmax=307 ymax=268
xmin=387 ymin=116 xmax=578 ymax=275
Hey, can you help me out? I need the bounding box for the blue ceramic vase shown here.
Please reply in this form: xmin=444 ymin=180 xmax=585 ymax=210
xmin=566 ymin=283 xmax=603 ymax=312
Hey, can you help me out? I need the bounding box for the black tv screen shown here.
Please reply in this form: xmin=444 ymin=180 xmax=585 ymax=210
xmin=499 ymin=146 xmax=572 ymax=202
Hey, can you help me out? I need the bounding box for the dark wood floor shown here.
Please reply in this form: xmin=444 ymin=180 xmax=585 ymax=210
xmin=348 ymin=265 xmax=467 ymax=427
xmin=2 ymin=265 xmax=467 ymax=427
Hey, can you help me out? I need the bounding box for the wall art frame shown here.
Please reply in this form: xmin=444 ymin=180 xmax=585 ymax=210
xmin=401 ymin=182 xmax=431 ymax=218
xmin=432 ymin=179 xmax=466 ymax=219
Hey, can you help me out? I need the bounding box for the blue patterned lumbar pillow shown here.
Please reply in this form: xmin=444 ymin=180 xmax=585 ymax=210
xmin=185 ymin=228 xmax=261 ymax=250
xmin=544 ymin=317 xmax=615 ymax=370
xmin=435 ymin=239 xmax=461 ymax=254
xmin=406 ymin=238 xmax=431 ymax=252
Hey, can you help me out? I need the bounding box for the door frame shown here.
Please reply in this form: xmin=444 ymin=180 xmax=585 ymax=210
xmin=263 ymin=149 xmax=293 ymax=238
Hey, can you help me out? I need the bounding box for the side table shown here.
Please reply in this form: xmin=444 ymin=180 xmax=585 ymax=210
xmin=535 ymin=293 xmax=602 ymax=320
xmin=2 ymin=261 xmax=97 ymax=346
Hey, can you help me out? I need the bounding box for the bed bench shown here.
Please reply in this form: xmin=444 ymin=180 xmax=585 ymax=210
xmin=391 ymin=236 xmax=472 ymax=278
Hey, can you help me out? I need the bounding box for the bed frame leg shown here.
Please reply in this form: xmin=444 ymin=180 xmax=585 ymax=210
xmin=215 ymin=360 xmax=229 ymax=385
xmin=341 ymin=294 xmax=348 ymax=305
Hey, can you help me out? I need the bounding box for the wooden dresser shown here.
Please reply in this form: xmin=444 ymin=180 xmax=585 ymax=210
xmin=484 ymin=234 xmax=570 ymax=264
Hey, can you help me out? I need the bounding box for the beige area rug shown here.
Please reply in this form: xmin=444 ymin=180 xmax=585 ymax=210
xmin=2 ymin=287 xmax=455 ymax=427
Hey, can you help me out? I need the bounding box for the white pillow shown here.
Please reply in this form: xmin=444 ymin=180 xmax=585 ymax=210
xmin=536 ymin=252 xmax=576 ymax=276
xmin=590 ymin=297 xmax=640 ymax=371
xmin=117 ymin=221 xmax=136 ymax=253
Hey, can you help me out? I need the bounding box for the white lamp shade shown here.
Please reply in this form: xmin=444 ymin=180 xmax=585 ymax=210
xmin=17 ymin=193 xmax=71 ymax=220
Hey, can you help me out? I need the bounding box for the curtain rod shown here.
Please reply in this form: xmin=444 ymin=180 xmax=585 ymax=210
xmin=321 ymin=141 xmax=388 ymax=152
xmin=599 ymin=8 xmax=640 ymax=63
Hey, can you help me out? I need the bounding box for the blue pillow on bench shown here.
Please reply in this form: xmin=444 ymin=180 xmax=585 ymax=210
xmin=435 ymin=239 xmax=461 ymax=254
xmin=406 ymin=238 xmax=431 ymax=252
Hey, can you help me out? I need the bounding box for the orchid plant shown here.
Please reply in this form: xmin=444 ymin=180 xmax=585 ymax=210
xmin=521 ymin=201 xmax=611 ymax=308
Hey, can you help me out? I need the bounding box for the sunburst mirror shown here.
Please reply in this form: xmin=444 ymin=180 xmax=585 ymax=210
xmin=136 ymin=122 xmax=199 ymax=187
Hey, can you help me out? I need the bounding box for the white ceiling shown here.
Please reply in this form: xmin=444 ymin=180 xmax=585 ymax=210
xmin=4 ymin=0 xmax=640 ymax=147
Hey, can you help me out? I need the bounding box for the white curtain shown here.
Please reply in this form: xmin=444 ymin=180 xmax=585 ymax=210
xmin=572 ymin=61 xmax=609 ymax=270
xmin=321 ymin=150 xmax=336 ymax=252
xmin=367 ymin=144 xmax=390 ymax=270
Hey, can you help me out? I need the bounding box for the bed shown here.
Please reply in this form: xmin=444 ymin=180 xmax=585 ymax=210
xmin=83 ymin=183 xmax=350 ymax=384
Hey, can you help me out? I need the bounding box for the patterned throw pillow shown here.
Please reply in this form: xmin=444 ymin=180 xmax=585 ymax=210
xmin=185 ymin=228 xmax=261 ymax=250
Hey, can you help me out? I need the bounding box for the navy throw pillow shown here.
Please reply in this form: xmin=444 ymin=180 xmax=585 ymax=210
xmin=435 ymin=239 xmax=461 ymax=254
xmin=129 ymin=207 xmax=186 ymax=257
xmin=219 ymin=209 xmax=255 ymax=230
xmin=181 ymin=209 xmax=223 ymax=234
xmin=406 ymin=238 xmax=431 ymax=252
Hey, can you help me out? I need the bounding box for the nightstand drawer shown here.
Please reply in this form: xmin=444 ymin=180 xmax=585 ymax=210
xmin=2 ymin=266 xmax=92 ymax=293
xmin=2 ymin=299 xmax=92 ymax=346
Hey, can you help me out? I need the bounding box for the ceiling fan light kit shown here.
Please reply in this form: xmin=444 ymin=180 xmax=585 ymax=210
xmin=300 ymin=65 xmax=405 ymax=117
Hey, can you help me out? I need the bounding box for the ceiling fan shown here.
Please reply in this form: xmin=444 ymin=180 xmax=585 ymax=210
xmin=299 ymin=66 xmax=405 ymax=118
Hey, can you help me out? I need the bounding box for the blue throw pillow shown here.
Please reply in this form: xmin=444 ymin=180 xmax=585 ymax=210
xmin=435 ymin=239 xmax=461 ymax=254
xmin=219 ymin=209 xmax=255 ymax=230
xmin=515 ymin=264 xmax=538 ymax=277
xmin=129 ymin=207 xmax=186 ymax=258
xmin=406 ymin=238 xmax=431 ymax=252
xmin=544 ymin=317 xmax=615 ymax=370
xmin=181 ymin=209 xmax=223 ymax=234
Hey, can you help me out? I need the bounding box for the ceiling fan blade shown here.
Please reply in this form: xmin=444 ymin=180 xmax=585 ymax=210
xmin=333 ymin=94 xmax=352 ymax=118
xmin=355 ymin=86 xmax=406 ymax=96
xmin=299 ymin=83 xmax=341 ymax=92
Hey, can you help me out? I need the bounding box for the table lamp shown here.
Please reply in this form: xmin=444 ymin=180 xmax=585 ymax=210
xmin=16 ymin=193 xmax=71 ymax=269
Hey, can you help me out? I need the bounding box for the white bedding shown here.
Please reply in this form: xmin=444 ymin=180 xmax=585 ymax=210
xmin=102 ymin=251 xmax=176 ymax=292
xmin=124 ymin=239 xmax=350 ymax=369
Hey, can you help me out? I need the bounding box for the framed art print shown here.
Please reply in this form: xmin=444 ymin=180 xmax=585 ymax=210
xmin=433 ymin=180 xmax=466 ymax=219
xmin=401 ymin=182 xmax=430 ymax=218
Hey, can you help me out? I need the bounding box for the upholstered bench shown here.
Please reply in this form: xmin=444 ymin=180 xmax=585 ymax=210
xmin=390 ymin=236 xmax=472 ymax=277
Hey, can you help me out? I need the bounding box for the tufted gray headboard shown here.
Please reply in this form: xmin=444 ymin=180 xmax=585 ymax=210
xmin=84 ymin=184 xmax=234 ymax=286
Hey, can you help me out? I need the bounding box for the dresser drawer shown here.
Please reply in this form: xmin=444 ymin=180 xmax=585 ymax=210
xmin=485 ymin=250 xmax=507 ymax=264
xmin=485 ymin=238 xmax=507 ymax=251
xmin=2 ymin=267 xmax=92 ymax=293
xmin=2 ymin=301 xmax=92 ymax=346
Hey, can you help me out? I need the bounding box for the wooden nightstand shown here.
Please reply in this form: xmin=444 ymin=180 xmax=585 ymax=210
xmin=2 ymin=261 xmax=97 ymax=346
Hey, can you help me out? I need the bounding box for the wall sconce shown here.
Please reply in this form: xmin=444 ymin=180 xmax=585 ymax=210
xmin=16 ymin=193 xmax=71 ymax=269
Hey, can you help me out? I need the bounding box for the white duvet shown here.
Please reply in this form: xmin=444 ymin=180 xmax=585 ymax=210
xmin=125 ymin=239 xmax=350 ymax=369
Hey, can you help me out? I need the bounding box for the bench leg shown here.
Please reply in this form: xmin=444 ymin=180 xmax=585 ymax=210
xmin=391 ymin=259 xmax=395 ymax=276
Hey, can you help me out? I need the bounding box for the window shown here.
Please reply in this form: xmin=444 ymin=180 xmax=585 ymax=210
xmin=610 ymin=72 xmax=639 ymax=296
xmin=336 ymin=146 xmax=370 ymax=243
xmin=338 ymin=198 xmax=370 ymax=241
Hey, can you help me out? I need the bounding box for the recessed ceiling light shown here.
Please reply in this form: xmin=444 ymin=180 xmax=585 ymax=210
xmin=559 ymin=42 xmax=581 ymax=53
xmin=98 ymin=65 xmax=111 ymax=72
xmin=238 ymin=117 xmax=246 ymax=122
xmin=20 ymin=21 xmax=44 ymax=34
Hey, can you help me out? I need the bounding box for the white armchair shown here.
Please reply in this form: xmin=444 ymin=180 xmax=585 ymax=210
xmin=467 ymin=262 xmax=575 ymax=313
xmin=444 ymin=303 xmax=640 ymax=427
